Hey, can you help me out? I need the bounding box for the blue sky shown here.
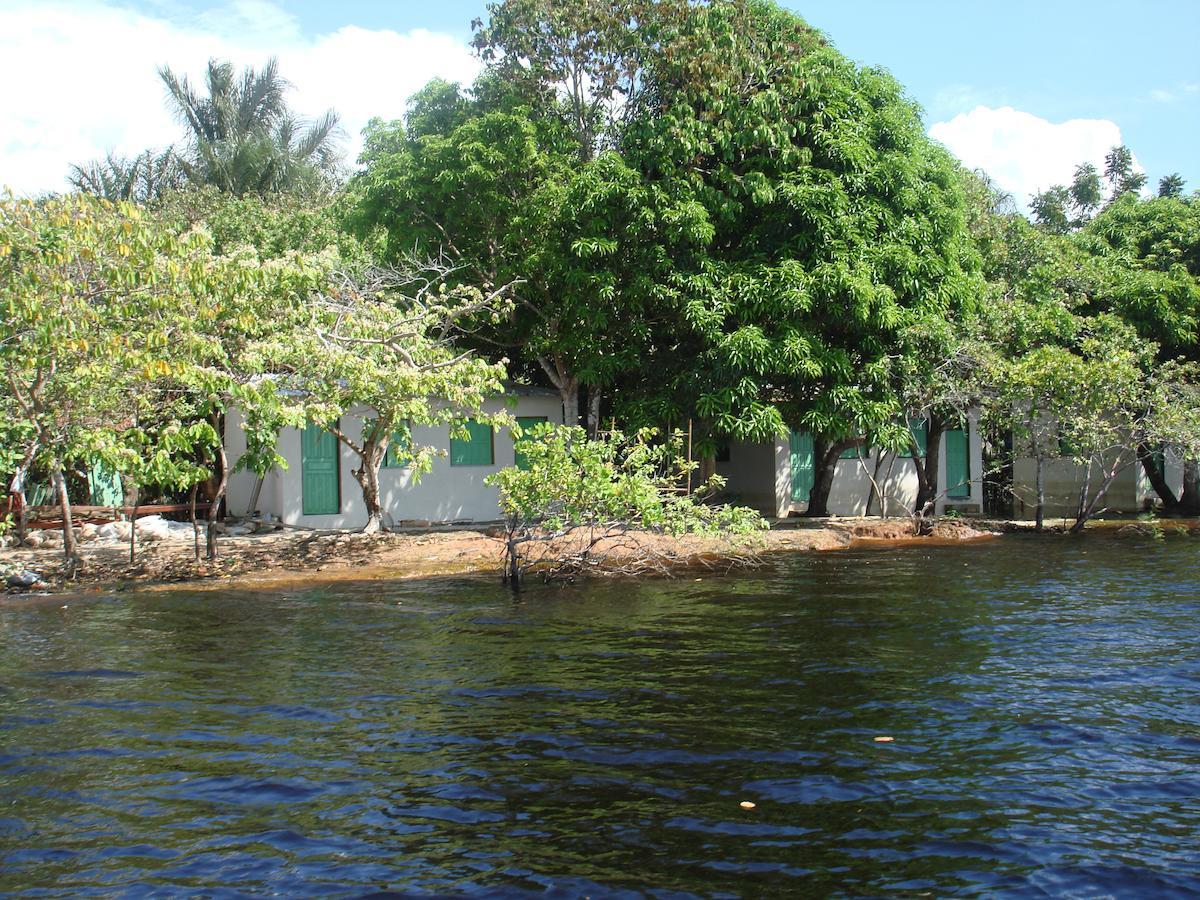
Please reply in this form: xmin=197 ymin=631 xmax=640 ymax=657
xmin=2 ymin=0 xmax=1196 ymax=201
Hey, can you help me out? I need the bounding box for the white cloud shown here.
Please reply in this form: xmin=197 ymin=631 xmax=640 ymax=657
xmin=0 ymin=0 xmax=480 ymax=196
xmin=929 ymin=105 xmax=1125 ymax=209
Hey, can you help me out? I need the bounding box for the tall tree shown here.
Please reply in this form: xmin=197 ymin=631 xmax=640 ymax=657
xmin=1104 ymin=144 xmax=1148 ymax=199
xmin=159 ymin=58 xmax=343 ymax=196
xmin=613 ymin=0 xmax=979 ymax=515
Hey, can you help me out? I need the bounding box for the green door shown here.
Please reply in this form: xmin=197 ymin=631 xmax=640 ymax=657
xmin=945 ymin=427 xmax=970 ymax=499
xmin=514 ymin=416 xmax=549 ymax=471
xmin=790 ymin=430 xmax=814 ymax=502
xmin=301 ymin=423 xmax=340 ymax=515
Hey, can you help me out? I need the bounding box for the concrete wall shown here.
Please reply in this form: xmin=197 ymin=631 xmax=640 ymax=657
xmin=718 ymin=411 xmax=984 ymax=518
xmin=226 ymin=392 xmax=563 ymax=529
xmin=1012 ymin=450 xmax=1184 ymax=520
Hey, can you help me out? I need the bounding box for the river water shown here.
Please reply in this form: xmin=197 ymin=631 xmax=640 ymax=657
xmin=1 ymin=536 xmax=1199 ymax=897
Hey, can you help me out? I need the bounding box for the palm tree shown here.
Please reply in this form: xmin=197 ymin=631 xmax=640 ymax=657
xmin=158 ymin=57 xmax=343 ymax=196
xmin=69 ymin=148 xmax=184 ymax=202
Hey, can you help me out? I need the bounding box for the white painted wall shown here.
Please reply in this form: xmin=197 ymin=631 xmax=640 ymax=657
xmin=717 ymin=411 xmax=985 ymax=518
xmin=226 ymin=391 xmax=563 ymax=529
xmin=1012 ymin=449 xmax=1184 ymax=520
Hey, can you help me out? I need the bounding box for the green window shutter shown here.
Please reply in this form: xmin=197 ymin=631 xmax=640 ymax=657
xmin=514 ymin=416 xmax=549 ymax=471
xmin=87 ymin=460 xmax=124 ymax=506
xmin=383 ymin=421 xmax=412 ymax=468
xmin=839 ymin=444 xmax=864 ymax=460
xmin=790 ymin=430 xmax=814 ymax=502
xmin=945 ymin=427 xmax=970 ymax=499
xmin=901 ymin=418 xmax=928 ymax=458
xmin=301 ymin=422 xmax=340 ymax=515
xmin=450 ymin=420 xmax=494 ymax=466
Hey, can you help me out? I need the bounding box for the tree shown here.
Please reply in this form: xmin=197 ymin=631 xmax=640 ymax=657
xmin=0 ymin=193 xmax=327 ymax=569
xmin=159 ymin=57 xmax=343 ymax=196
xmin=1030 ymin=185 xmax=1073 ymax=234
xmin=0 ymin=195 xmax=215 ymax=571
xmin=254 ymin=265 xmax=516 ymax=533
xmin=470 ymin=0 xmax=688 ymax=163
xmin=1159 ymin=173 xmax=1186 ymax=199
xmin=1030 ymin=144 xmax=1149 ymax=232
xmin=1078 ymin=191 xmax=1200 ymax=510
xmin=69 ymin=148 xmax=183 ymax=203
xmin=486 ymin=424 xmax=765 ymax=582
xmin=1104 ymin=144 xmax=1147 ymax=199
xmin=992 ymin=322 xmax=1162 ymax=532
xmin=611 ymin=0 xmax=979 ymax=516
xmin=349 ymin=79 xmax=677 ymax=430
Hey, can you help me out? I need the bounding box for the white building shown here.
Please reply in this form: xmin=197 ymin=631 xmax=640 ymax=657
xmin=225 ymin=387 xmax=563 ymax=529
xmin=1011 ymin=449 xmax=1183 ymax=520
xmin=716 ymin=412 xmax=985 ymax=518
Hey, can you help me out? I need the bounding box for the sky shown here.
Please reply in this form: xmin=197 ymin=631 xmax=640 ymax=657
xmin=1 ymin=0 xmax=1197 ymax=207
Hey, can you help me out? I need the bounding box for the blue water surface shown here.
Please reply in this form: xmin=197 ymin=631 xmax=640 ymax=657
xmin=1 ymin=535 xmax=1198 ymax=897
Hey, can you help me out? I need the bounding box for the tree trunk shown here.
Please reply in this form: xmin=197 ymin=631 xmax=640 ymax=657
xmin=1035 ymin=455 xmax=1046 ymax=532
xmin=562 ymin=383 xmax=580 ymax=430
xmin=245 ymin=474 xmax=264 ymax=517
xmin=190 ymin=483 xmax=200 ymax=563
xmin=206 ymin=417 xmax=228 ymax=561
xmin=913 ymin=417 xmax=946 ymax=517
xmin=51 ymin=460 xmax=80 ymax=576
xmin=1138 ymin=444 xmax=1179 ymax=511
xmin=1180 ymin=459 xmax=1200 ymax=515
xmin=8 ymin=461 xmax=30 ymax=544
xmin=128 ymin=484 xmax=138 ymax=564
xmin=538 ymin=354 xmax=579 ymax=429
xmin=805 ymin=438 xmax=855 ymax=517
xmin=586 ymin=388 xmax=602 ymax=437
xmin=354 ymin=450 xmax=385 ymax=534
xmin=1072 ymin=459 xmax=1093 ymax=532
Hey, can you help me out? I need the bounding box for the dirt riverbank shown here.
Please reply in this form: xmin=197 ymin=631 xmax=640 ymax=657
xmin=0 ymin=517 xmax=1004 ymax=599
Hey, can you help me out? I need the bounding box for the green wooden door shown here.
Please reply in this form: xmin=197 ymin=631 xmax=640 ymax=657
xmin=301 ymin=423 xmax=340 ymax=515
xmin=945 ymin=427 xmax=970 ymax=499
xmin=514 ymin=416 xmax=548 ymax=471
xmin=790 ymin=430 xmax=814 ymax=502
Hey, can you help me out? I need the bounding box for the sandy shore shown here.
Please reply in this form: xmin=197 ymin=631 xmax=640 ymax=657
xmin=0 ymin=516 xmax=1006 ymax=598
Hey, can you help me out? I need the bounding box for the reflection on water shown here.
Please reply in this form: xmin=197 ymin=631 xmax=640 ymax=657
xmin=2 ymin=536 xmax=1199 ymax=896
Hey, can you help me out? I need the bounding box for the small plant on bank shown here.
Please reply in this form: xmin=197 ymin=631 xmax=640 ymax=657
xmin=486 ymin=425 xmax=767 ymax=584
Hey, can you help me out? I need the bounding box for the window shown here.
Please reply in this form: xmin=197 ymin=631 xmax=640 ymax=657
xmin=840 ymin=444 xmax=867 ymax=460
xmin=450 ymin=420 xmax=495 ymax=466
xmin=900 ymin=418 xmax=928 ymax=458
xmin=382 ymin=421 xmax=412 ymax=468
xmin=514 ymin=416 xmax=549 ymax=471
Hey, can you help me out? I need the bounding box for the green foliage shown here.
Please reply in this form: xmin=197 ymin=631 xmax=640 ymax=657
xmin=69 ymin=149 xmax=184 ymax=203
xmin=618 ymin=1 xmax=980 ymax=456
xmin=152 ymin=186 xmax=368 ymax=263
xmin=1078 ymin=193 xmax=1200 ymax=359
xmin=159 ymin=57 xmax=343 ymax=196
xmin=0 ymin=191 xmax=325 ymax=562
xmin=487 ymin=424 xmax=766 ymax=579
xmin=1158 ymin=174 xmax=1186 ymax=199
xmin=253 ymin=268 xmax=515 ymax=531
xmin=489 ymin=424 xmax=765 ymax=536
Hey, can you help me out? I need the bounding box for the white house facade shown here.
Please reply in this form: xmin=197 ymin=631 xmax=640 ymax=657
xmin=716 ymin=412 xmax=985 ymax=518
xmin=1011 ymin=448 xmax=1183 ymax=520
xmin=225 ymin=387 xmax=564 ymax=529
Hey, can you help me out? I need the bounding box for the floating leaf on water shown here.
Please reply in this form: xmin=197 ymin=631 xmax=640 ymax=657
xmin=874 ymin=736 xmax=894 ymax=743
xmin=739 ymin=800 xmax=756 ymax=809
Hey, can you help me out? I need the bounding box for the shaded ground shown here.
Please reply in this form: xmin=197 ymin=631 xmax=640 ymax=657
xmin=0 ymin=516 xmax=1005 ymax=598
